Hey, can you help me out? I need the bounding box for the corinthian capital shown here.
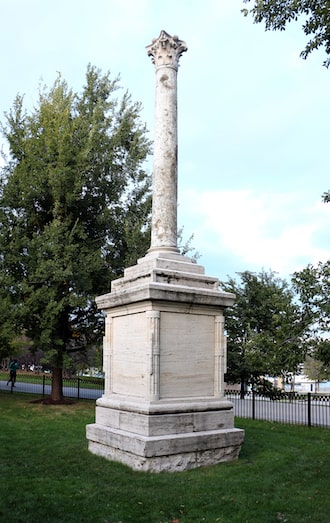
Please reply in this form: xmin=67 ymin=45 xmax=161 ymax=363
xmin=146 ymin=30 xmax=187 ymax=70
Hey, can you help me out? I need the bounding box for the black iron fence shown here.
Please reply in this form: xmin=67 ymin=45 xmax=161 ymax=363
xmin=1 ymin=375 xmax=329 ymax=428
xmin=0 ymin=372 xmax=104 ymax=400
xmin=225 ymin=389 xmax=330 ymax=428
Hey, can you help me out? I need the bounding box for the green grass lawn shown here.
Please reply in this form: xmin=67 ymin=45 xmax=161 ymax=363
xmin=0 ymin=391 xmax=329 ymax=523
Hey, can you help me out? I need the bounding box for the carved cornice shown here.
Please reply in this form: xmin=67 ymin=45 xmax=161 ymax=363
xmin=146 ymin=30 xmax=187 ymax=70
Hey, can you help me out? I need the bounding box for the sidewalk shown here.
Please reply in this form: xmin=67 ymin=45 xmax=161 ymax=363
xmin=0 ymin=379 xmax=103 ymax=400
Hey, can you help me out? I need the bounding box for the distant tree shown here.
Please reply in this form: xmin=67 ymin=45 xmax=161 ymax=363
xmin=220 ymin=270 xmax=309 ymax=396
xmin=0 ymin=65 xmax=151 ymax=401
xmin=303 ymin=355 xmax=330 ymax=391
xmin=242 ymin=0 xmax=330 ymax=67
xmin=292 ymin=261 xmax=330 ymax=367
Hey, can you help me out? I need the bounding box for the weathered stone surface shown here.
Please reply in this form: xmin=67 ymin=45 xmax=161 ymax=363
xmin=146 ymin=30 xmax=187 ymax=253
xmin=87 ymin=424 xmax=244 ymax=472
xmin=96 ymin=252 xmax=235 ymax=310
xmin=87 ymin=425 xmax=244 ymax=458
xmin=86 ymin=31 xmax=245 ymax=471
xmin=93 ymin=404 xmax=236 ymax=436
xmin=87 ymin=251 xmax=244 ymax=471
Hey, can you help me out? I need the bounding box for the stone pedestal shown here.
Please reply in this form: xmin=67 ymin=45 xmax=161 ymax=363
xmin=86 ymin=252 xmax=244 ymax=471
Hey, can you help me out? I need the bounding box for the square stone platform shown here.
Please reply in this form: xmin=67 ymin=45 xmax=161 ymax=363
xmin=86 ymin=252 xmax=244 ymax=472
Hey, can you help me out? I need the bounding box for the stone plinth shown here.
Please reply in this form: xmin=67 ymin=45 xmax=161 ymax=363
xmin=86 ymin=253 xmax=244 ymax=472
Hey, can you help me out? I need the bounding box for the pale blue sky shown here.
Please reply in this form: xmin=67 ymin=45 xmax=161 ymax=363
xmin=1 ymin=0 xmax=330 ymax=281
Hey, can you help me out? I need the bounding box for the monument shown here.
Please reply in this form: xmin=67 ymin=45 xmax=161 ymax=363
xmin=86 ymin=30 xmax=244 ymax=472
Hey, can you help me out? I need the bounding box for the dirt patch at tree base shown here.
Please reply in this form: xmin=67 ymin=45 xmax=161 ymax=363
xmin=30 ymin=398 xmax=75 ymax=405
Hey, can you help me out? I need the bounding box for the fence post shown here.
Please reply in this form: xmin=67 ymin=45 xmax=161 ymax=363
xmin=77 ymin=377 xmax=80 ymax=400
xmin=43 ymin=374 xmax=45 ymax=397
xmin=307 ymin=392 xmax=312 ymax=427
xmin=252 ymin=389 xmax=256 ymax=420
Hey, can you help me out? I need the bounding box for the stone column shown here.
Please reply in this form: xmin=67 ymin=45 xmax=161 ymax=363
xmin=214 ymin=315 xmax=227 ymax=398
xmin=103 ymin=315 xmax=113 ymax=395
xmin=87 ymin=30 xmax=244 ymax=473
xmin=146 ymin=310 xmax=160 ymax=400
xmin=146 ymin=30 xmax=187 ymax=253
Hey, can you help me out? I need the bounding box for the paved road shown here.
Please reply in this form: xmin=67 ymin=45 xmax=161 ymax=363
xmin=228 ymin=395 xmax=330 ymax=428
xmin=0 ymin=379 xmax=103 ymax=400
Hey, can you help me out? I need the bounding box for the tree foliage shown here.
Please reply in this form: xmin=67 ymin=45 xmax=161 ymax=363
xmin=303 ymin=355 xmax=330 ymax=385
xmin=292 ymin=261 xmax=330 ymax=367
xmin=242 ymin=0 xmax=330 ymax=67
xmin=321 ymin=189 xmax=330 ymax=203
xmin=220 ymin=270 xmax=309 ymax=393
xmin=177 ymin=227 xmax=200 ymax=262
xmin=0 ymin=65 xmax=151 ymax=399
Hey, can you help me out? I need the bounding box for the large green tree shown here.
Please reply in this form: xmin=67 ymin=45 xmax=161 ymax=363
xmin=292 ymin=261 xmax=330 ymax=367
xmin=242 ymin=0 xmax=330 ymax=67
xmin=0 ymin=65 xmax=151 ymax=400
xmin=220 ymin=270 xmax=309 ymax=396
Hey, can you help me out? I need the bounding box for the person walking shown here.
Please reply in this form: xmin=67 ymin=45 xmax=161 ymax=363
xmin=7 ymin=359 xmax=19 ymax=388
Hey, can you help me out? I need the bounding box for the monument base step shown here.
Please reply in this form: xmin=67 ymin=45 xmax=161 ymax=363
xmin=86 ymin=423 xmax=244 ymax=472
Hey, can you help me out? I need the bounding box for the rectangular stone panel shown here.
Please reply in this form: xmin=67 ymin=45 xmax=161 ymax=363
xmin=160 ymin=312 xmax=214 ymax=398
xmin=112 ymin=312 xmax=147 ymax=398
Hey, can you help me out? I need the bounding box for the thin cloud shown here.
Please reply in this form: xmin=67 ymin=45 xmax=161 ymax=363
xmin=180 ymin=188 xmax=330 ymax=276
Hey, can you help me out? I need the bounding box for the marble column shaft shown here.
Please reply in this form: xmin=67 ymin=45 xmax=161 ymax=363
xmin=146 ymin=31 xmax=187 ymax=252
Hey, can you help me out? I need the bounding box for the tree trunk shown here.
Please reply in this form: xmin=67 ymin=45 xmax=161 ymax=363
xmin=240 ymin=379 xmax=246 ymax=399
xmin=51 ymin=366 xmax=64 ymax=402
